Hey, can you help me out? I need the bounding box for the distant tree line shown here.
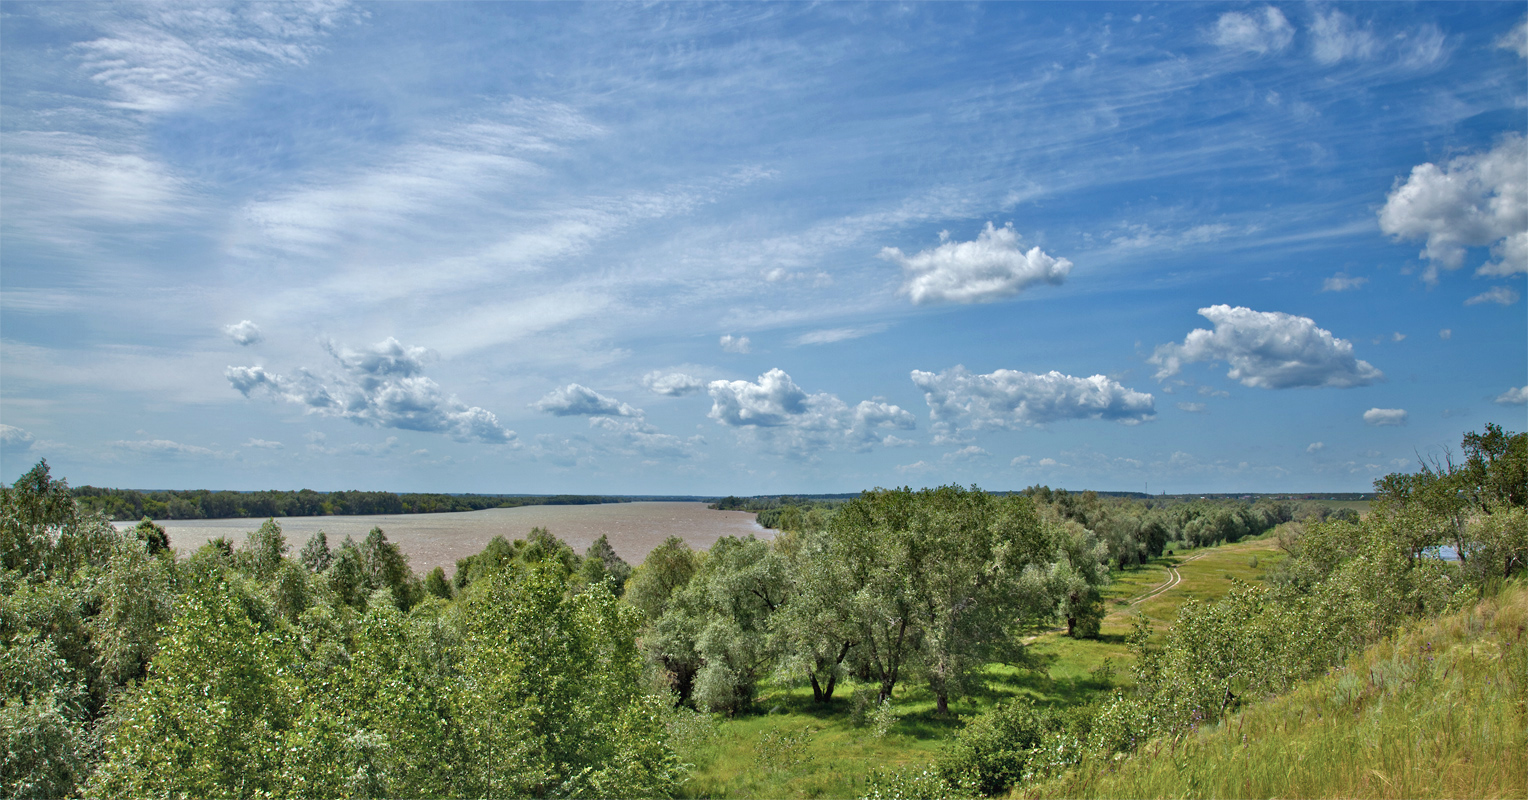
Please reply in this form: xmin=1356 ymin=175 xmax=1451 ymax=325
xmin=69 ymin=486 xmax=622 ymax=521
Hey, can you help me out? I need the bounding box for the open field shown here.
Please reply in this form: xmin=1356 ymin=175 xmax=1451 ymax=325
xmin=679 ymin=534 xmax=1289 ymax=798
xmin=116 ymin=501 xmax=767 ymax=577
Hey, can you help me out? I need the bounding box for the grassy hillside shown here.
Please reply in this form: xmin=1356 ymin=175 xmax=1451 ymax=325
xmin=1023 ymin=582 xmax=1528 ymax=799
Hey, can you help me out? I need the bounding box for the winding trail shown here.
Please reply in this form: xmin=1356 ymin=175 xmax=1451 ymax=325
xmin=1128 ymin=551 xmax=1209 ymax=607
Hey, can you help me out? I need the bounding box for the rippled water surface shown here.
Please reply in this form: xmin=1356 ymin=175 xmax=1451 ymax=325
xmin=122 ymin=502 xmax=767 ymax=576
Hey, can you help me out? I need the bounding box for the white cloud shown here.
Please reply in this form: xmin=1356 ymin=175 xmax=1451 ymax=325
xmin=1037 ymin=457 xmax=1059 ymax=468
xmin=706 ymin=368 xmax=915 ymax=456
xmin=224 ymin=320 xmax=264 ymax=346
xmin=1307 ymin=441 xmax=1324 ymax=453
xmin=589 ymin=416 xmax=700 ymax=460
xmin=1176 ymin=402 xmax=1207 ymax=413
xmin=1498 ymin=16 xmax=1528 ymax=58
xmin=1150 ymin=305 xmax=1383 ymax=389
xmin=1439 ymin=328 xmax=1452 ymax=340
xmin=911 ymin=366 xmax=1156 ymax=438
xmin=792 ymin=324 xmax=887 ymax=346
xmin=642 ymin=371 xmax=705 ymax=396
xmin=1464 ymin=286 xmax=1520 ymax=306
xmin=226 ymin=336 xmax=515 ymax=444
xmin=896 ymin=460 xmax=934 ymax=475
xmin=1379 ymin=135 xmax=1528 ymax=283
xmin=1310 ymin=10 xmax=1378 ymax=64
xmin=943 ymin=445 xmax=991 ymax=463
xmin=719 ymin=334 xmax=752 ymax=354
xmin=533 ymin=384 xmax=641 ymax=417
xmin=0 ymin=425 xmax=36 ymax=451
xmin=111 ymin=438 xmax=223 ymax=458
xmin=242 ymin=438 xmax=283 ymax=449
xmin=1391 ymin=332 xmax=1406 ymax=342
xmin=1363 ymin=408 xmax=1408 ymax=426
xmin=881 ymin=222 xmax=1072 ymax=305
xmin=1321 ymin=273 xmax=1368 ymax=292
xmin=1495 ymin=386 xmax=1528 ymax=406
xmin=74 ymin=3 xmax=361 ymax=112
xmin=1212 ymin=7 xmax=1294 ymax=54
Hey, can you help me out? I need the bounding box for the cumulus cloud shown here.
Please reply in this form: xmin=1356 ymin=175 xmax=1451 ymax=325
xmin=943 ymin=445 xmax=991 ymax=463
xmin=242 ymin=438 xmax=283 ymax=449
xmin=642 ymin=371 xmax=705 ymax=396
xmin=1439 ymin=328 xmax=1452 ymax=340
xmin=1379 ymin=135 xmax=1527 ymax=283
xmin=1363 ymin=408 xmax=1408 ymax=426
xmin=1321 ymin=273 xmax=1368 ymax=292
xmin=1176 ymin=402 xmax=1207 ymax=413
xmin=881 ymin=222 xmax=1072 ymax=305
xmin=533 ymin=384 xmax=641 ymax=417
xmin=1310 ymin=10 xmax=1378 ymax=64
xmin=911 ymin=366 xmax=1156 ymax=440
xmin=223 ymin=320 xmax=264 ymax=345
xmin=706 ymin=368 xmax=915 ymax=456
xmin=1307 ymin=441 xmax=1325 ymax=453
xmin=719 ymin=334 xmax=751 ymax=354
xmin=1499 ymin=16 xmax=1528 ymax=58
xmin=1495 ymin=386 xmax=1528 ymax=406
xmin=1212 ymin=7 xmax=1294 ymax=54
xmin=1464 ymin=286 xmax=1520 ymax=306
xmin=1150 ymin=305 xmax=1383 ymax=389
xmin=0 ymin=425 xmax=35 ymax=451
xmin=226 ymin=336 xmax=515 ymax=444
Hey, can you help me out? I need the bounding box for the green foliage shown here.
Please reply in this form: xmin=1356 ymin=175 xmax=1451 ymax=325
xmin=625 ymin=535 xmax=699 ymax=623
xmin=298 ymin=529 xmax=331 ymax=573
xmin=935 ymin=697 xmax=1052 ymax=796
xmin=581 ymin=534 xmax=632 ymax=597
xmin=89 ymin=569 xmax=293 ymax=798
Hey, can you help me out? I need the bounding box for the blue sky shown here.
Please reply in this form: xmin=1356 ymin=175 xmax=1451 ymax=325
xmin=2 ymin=2 xmax=1524 ymax=495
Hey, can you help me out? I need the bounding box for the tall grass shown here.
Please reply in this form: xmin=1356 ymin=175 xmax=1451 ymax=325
xmin=1023 ymin=583 xmax=1528 ymax=799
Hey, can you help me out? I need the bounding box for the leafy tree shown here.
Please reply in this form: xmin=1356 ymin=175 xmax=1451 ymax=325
xmin=454 ymin=566 xmax=681 ymax=797
xmin=243 ymin=518 xmax=288 ymax=580
xmin=131 ymin=517 xmax=170 ymax=556
xmin=90 ymin=570 xmax=293 ymax=797
xmin=423 ymin=565 xmax=454 ymax=600
xmin=298 ymin=530 xmax=332 ymax=573
xmin=580 ymin=534 xmax=632 ymax=597
xmin=624 ymin=536 xmax=699 ymax=622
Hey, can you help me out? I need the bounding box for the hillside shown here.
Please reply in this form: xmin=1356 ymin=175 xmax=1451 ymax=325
xmin=1024 ymin=582 xmax=1528 ymax=799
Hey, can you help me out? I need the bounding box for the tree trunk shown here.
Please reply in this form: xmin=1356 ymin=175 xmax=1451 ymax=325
xmin=810 ymin=674 xmax=824 ymax=703
xmin=1066 ymin=615 xmax=1077 ymax=638
xmin=823 ymin=672 xmax=838 ymax=703
xmin=935 ymin=692 xmax=949 ymax=716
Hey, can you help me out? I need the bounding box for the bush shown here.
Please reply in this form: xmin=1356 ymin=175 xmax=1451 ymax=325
xmin=935 ymin=697 xmax=1054 ymax=796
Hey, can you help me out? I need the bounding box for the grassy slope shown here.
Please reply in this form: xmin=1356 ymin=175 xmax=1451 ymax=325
xmin=676 ymin=536 xmax=1287 ymax=799
xmin=1023 ymin=583 xmax=1528 ymax=800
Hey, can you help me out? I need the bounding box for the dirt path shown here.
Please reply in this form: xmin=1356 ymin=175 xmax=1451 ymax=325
xmin=1128 ymin=551 xmax=1209 ymax=607
xmin=1021 ymin=550 xmax=1214 ymax=644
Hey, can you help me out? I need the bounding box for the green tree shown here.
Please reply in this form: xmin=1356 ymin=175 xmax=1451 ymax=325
xmin=298 ymin=529 xmax=331 ymax=573
xmin=89 ymin=571 xmax=292 ymax=797
xmin=624 ymin=536 xmax=699 ymax=623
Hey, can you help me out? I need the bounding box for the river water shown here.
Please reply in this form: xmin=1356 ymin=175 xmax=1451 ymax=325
xmin=115 ymin=501 xmax=767 ymax=577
